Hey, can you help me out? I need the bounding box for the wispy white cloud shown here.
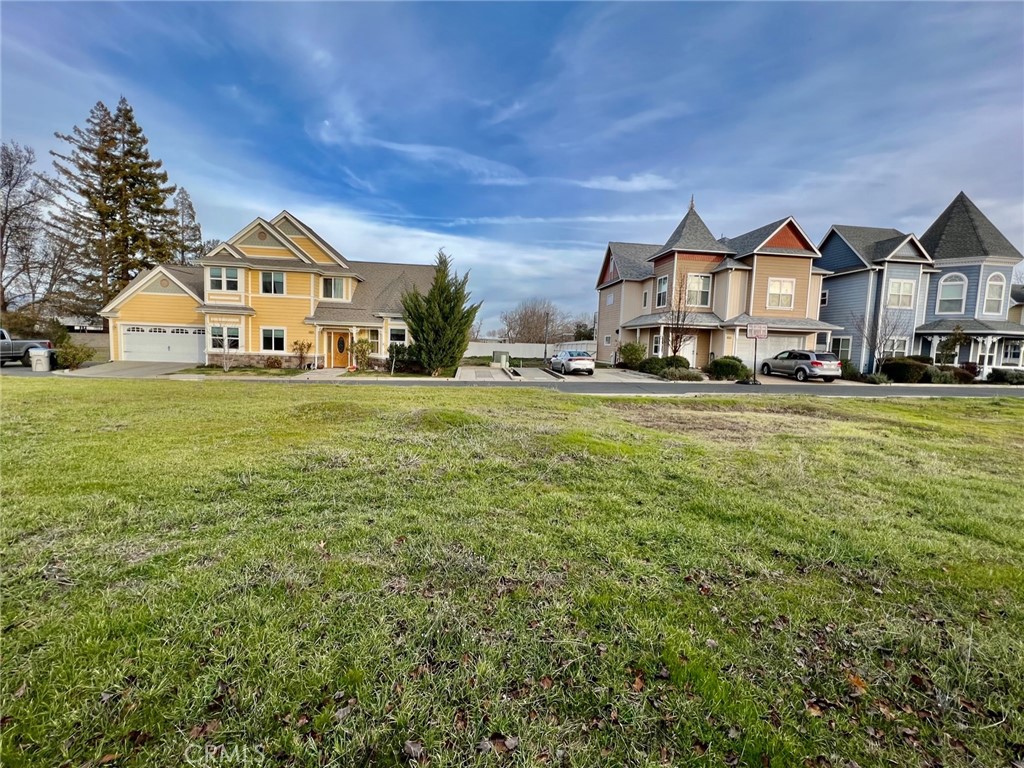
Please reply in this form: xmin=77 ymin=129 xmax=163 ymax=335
xmin=573 ymin=174 xmax=678 ymax=193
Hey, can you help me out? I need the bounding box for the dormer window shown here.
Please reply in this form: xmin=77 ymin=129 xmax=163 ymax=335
xmin=323 ymin=277 xmax=346 ymax=299
xmin=983 ymin=273 xmax=1005 ymax=315
xmin=937 ymin=273 xmax=966 ymax=314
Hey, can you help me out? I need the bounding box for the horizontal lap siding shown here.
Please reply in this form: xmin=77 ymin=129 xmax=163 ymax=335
xmin=752 ymin=255 xmax=813 ymax=318
xmin=925 ymin=265 xmax=981 ymax=323
xmin=596 ymin=285 xmax=621 ymax=362
xmin=881 ymin=263 xmax=922 ymax=342
xmin=818 ymin=233 xmax=866 ymax=272
xmin=246 ymin=271 xmax=314 ymax=353
xmin=820 ymin=272 xmax=870 ymax=370
xmin=290 ymin=236 xmax=335 ymax=265
xmin=675 ymin=254 xmax=724 ymax=310
xmin=238 ymin=245 xmax=300 ymax=260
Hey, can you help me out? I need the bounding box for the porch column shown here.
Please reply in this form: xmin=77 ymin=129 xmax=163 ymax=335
xmin=314 ymin=325 xmax=319 ymax=369
xmin=659 ymin=325 xmax=665 ymax=357
xmin=350 ymin=326 xmax=359 ymax=368
xmin=928 ymin=336 xmax=942 ymax=363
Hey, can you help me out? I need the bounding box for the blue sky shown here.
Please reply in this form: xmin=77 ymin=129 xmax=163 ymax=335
xmin=3 ymin=2 xmax=1022 ymax=330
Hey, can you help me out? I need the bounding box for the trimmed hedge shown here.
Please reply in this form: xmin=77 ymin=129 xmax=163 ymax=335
xmin=661 ymin=367 xmax=703 ymax=381
xmin=937 ymin=365 xmax=976 ymax=384
xmin=987 ymin=368 xmax=1024 ymax=385
xmin=906 ymin=355 xmax=934 ymax=364
xmin=922 ymin=366 xmax=955 ymax=385
xmin=879 ymin=358 xmax=929 ymax=383
xmin=706 ymin=357 xmax=752 ymax=381
xmin=638 ymin=356 xmax=667 ymax=375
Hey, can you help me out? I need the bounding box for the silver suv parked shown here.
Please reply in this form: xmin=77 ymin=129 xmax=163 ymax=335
xmin=760 ymin=350 xmax=841 ymax=382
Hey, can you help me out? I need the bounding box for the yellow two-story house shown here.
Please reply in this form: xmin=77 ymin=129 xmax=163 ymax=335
xmin=596 ymin=200 xmax=840 ymax=367
xmin=99 ymin=211 xmax=434 ymax=368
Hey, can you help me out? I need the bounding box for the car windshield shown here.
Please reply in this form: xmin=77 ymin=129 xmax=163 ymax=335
xmin=815 ymin=353 xmax=839 ymax=362
xmin=570 ymin=352 xmax=592 ymax=358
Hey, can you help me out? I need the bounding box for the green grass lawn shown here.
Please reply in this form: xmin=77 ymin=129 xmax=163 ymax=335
xmin=172 ymin=366 xmax=302 ymax=377
xmin=2 ymin=381 xmax=1022 ymax=767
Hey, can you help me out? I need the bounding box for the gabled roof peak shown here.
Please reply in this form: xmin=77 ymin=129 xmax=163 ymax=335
xmin=920 ymin=191 xmax=1023 ymax=262
xmin=650 ymin=202 xmax=736 ymax=259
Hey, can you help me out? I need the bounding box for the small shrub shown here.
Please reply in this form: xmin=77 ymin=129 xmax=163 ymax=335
xmin=906 ymin=354 xmax=933 ymax=364
xmin=264 ymin=356 xmax=283 ymax=369
xmin=923 ymin=366 xmax=956 ymax=384
xmin=54 ymin=341 xmax=94 ymax=371
xmin=840 ymin=359 xmax=860 ymax=381
xmin=880 ymin=358 xmax=929 ymax=383
xmin=960 ymin=361 xmax=979 ymax=378
xmin=661 ymin=367 xmax=703 ymax=381
xmin=706 ymin=357 xmax=750 ymax=380
xmin=865 ymin=372 xmax=891 ymax=385
xmin=987 ymin=368 xmax=1024 ymax=385
xmin=291 ymin=339 xmax=312 ymax=369
xmin=663 ymin=355 xmax=690 ymax=370
xmin=618 ymin=342 xmax=646 ymax=370
xmin=638 ymin=356 xmax=667 ymax=375
xmin=937 ymin=365 xmax=975 ymax=384
xmin=352 ymin=338 xmax=373 ymax=369
xmin=388 ymin=342 xmax=420 ymax=373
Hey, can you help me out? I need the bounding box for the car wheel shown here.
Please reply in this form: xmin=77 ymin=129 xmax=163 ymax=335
xmin=822 ymin=377 xmax=835 ymax=383
xmin=795 ymin=368 xmax=808 ymax=382
xmin=761 ymin=363 xmax=771 ymax=375
xmin=21 ymin=351 xmax=33 ymax=367
xmin=587 ymin=370 xmax=594 ymax=376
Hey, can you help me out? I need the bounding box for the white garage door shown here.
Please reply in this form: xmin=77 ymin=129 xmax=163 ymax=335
xmin=734 ymin=334 xmax=807 ymax=368
xmin=122 ymin=325 xmax=205 ymax=363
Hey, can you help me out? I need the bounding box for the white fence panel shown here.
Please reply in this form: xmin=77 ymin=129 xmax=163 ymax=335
xmin=465 ymin=340 xmax=597 ymax=359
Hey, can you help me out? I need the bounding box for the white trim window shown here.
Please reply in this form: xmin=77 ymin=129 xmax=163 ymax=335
xmin=323 ymin=277 xmax=346 ymax=299
xmin=209 ymin=267 xmax=239 ymax=291
xmin=983 ymin=273 xmax=1005 ymax=315
xmin=686 ymin=274 xmax=712 ymax=307
xmin=604 ymin=335 xmax=612 ymax=346
xmin=261 ymin=328 xmax=285 ymax=352
xmin=367 ymin=329 xmax=381 ymax=355
xmin=767 ymin=278 xmax=795 ymax=309
xmin=882 ymin=337 xmax=908 ymax=359
xmin=652 ymin=334 xmax=662 ymax=356
xmin=937 ymin=273 xmax=967 ymax=314
xmin=830 ymin=336 xmax=851 ymax=359
xmin=642 ymin=290 xmax=649 ymax=309
xmin=655 ymin=276 xmax=668 ymax=308
xmin=389 ymin=328 xmax=407 ymax=345
xmin=886 ymin=279 xmax=915 ymax=309
xmin=261 ymin=271 xmax=285 ymax=295
xmin=820 ymin=290 xmax=829 ymax=307
xmin=211 ymin=326 xmax=239 ymax=350
xmin=606 ymin=291 xmax=614 ymax=306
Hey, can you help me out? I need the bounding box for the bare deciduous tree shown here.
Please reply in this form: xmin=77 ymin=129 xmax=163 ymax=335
xmin=849 ymin=309 xmax=912 ymax=373
xmin=1 ymin=141 xmax=51 ymax=313
xmin=499 ymin=298 xmax=574 ymax=343
xmin=666 ymin=282 xmax=697 ymax=357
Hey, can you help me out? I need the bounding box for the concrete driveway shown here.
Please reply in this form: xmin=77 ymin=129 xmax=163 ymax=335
xmin=61 ymin=361 xmax=192 ymax=378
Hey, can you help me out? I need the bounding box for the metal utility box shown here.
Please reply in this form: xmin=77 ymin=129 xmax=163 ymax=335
xmin=491 ymin=351 xmax=510 ymax=368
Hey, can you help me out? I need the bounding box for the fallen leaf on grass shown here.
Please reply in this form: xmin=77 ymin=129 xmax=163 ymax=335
xmin=632 ymin=674 xmax=645 ymax=692
xmin=805 ymin=701 xmax=823 ymax=717
xmin=14 ymin=683 xmax=27 ymax=698
xmin=188 ymin=720 xmax=221 ymax=739
xmin=97 ymin=755 xmax=120 ymax=766
xmin=403 ymin=740 xmax=427 ymax=761
xmin=540 ymin=676 xmax=553 ymax=690
xmin=846 ymin=673 xmax=868 ymax=697
xmin=477 ymin=733 xmax=519 ymax=754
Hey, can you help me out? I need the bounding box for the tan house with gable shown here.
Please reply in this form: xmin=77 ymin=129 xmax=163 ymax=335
xmin=595 ymin=201 xmax=839 ymax=367
xmin=100 ymin=211 xmax=434 ymax=368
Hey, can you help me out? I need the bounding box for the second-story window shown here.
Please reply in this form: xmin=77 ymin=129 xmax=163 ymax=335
xmin=261 ymin=271 xmax=285 ymax=295
xmin=323 ymin=277 xmax=345 ymax=299
xmin=686 ymin=274 xmax=712 ymax=307
xmin=767 ymin=278 xmax=795 ymax=309
xmin=655 ymin=276 xmax=668 ymax=308
xmin=886 ymin=279 xmax=915 ymax=309
xmin=937 ymin=274 xmax=966 ymax=314
xmin=642 ymin=290 xmax=649 ymax=309
xmin=209 ymin=267 xmax=239 ymax=291
xmin=984 ymin=273 xmax=1005 ymax=315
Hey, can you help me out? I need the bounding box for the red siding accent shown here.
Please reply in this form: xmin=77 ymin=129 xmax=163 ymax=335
xmin=601 ymin=260 xmax=619 ymax=283
xmin=765 ymin=221 xmax=813 ymax=251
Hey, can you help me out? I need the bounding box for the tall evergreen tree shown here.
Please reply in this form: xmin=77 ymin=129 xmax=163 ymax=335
xmin=49 ymin=97 xmax=177 ymax=316
xmin=401 ymin=249 xmax=481 ymax=376
xmin=172 ymin=187 xmax=203 ymax=264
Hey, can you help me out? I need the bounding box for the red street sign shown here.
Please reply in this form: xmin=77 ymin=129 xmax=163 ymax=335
xmin=746 ymin=323 xmax=768 ymax=340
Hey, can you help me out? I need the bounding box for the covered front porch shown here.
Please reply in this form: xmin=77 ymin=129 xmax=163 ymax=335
xmin=312 ymin=324 xmax=386 ymax=369
xmin=916 ymin=319 xmax=1024 ymax=379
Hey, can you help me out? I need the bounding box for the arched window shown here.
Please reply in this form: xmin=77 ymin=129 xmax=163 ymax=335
xmin=937 ymin=273 xmax=966 ymax=314
xmin=983 ymin=273 xmax=1006 ymax=315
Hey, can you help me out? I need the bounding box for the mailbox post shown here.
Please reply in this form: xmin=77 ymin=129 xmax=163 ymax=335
xmin=745 ymin=323 xmax=768 ymax=383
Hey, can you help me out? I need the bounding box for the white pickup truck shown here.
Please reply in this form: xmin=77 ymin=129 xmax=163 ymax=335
xmin=0 ymin=328 xmax=54 ymax=367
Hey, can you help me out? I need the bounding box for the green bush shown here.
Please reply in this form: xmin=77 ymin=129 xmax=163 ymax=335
xmin=706 ymin=357 xmax=751 ymax=380
xmin=906 ymin=354 xmax=933 ymax=364
xmin=840 ymin=359 xmax=860 ymax=381
xmin=637 ymin=356 xmax=667 ymax=375
xmin=388 ymin=342 xmax=421 ymax=373
xmin=54 ymin=341 xmax=94 ymax=371
xmin=661 ymin=367 xmax=703 ymax=381
xmin=987 ymin=368 xmax=1024 ymax=385
xmin=923 ymin=366 xmax=956 ymax=385
xmin=618 ymin=342 xmax=646 ymax=370
xmin=264 ymin=356 xmax=283 ymax=369
xmin=937 ymin=365 xmax=975 ymax=384
xmin=663 ymin=355 xmax=690 ymax=370
xmin=352 ymin=338 xmax=373 ymax=369
xmin=879 ymin=358 xmax=929 ymax=383
xmin=865 ymin=372 xmax=891 ymax=385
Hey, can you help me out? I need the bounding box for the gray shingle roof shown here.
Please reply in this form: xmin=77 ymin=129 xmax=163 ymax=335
xmin=721 ymin=313 xmax=841 ymax=331
xmin=596 ymin=243 xmax=658 ymax=288
xmin=620 ymin=311 xmax=724 ymax=329
xmin=719 ymin=218 xmax=816 ymax=258
xmin=916 ymin=318 xmax=1024 ymax=335
xmin=651 ymin=205 xmax=735 ymax=259
xmin=919 ymin=191 xmax=1023 ymax=262
xmin=306 ymin=261 xmax=436 ymax=325
xmin=831 ymin=225 xmax=906 ymax=264
xmin=711 ymin=257 xmax=752 ymax=273
xmin=162 ymin=265 xmax=205 ymax=299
